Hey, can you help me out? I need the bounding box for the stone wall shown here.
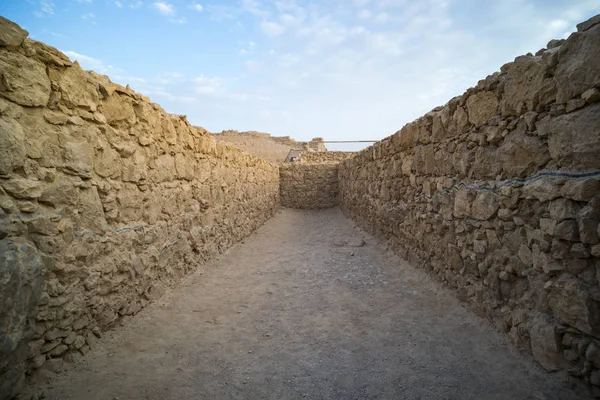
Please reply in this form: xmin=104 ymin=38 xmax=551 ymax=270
xmin=339 ymin=16 xmax=600 ymax=389
xmin=0 ymin=18 xmax=279 ymax=398
xmin=280 ymin=164 xmax=339 ymax=209
xmin=301 ymin=151 xmax=355 ymax=164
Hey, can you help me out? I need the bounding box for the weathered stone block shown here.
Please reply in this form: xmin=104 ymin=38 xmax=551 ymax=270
xmin=466 ymin=91 xmax=499 ymax=127
xmin=528 ymin=314 xmax=561 ymax=371
xmin=546 ymin=103 xmax=600 ymax=170
xmin=0 ymin=50 xmax=50 ymax=107
xmin=548 ymin=275 xmax=600 ymax=336
xmin=470 ymin=191 xmax=499 ymax=221
xmin=555 ymin=24 xmax=600 ymax=103
xmin=0 ymin=118 xmax=25 ymax=175
xmin=0 ymin=16 xmax=28 ymax=47
xmin=0 ymin=238 xmax=43 ymax=398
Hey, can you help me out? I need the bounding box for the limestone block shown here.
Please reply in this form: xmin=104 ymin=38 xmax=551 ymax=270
xmin=501 ymin=55 xmax=548 ymax=115
xmin=2 ymin=178 xmax=44 ymax=199
xmin=498 ymin=131 xmax=550 ymax=177
xmin=466 ymin=91 xmax=499 ymax=127
xmin=0 ymin=238 xmax=43 ymax=398
xmin=62 ymin=139 xmax=94 ymax=178
xmin=0 ymin=16 xmax=28 ymax=47
xmin=548 ymin=274 xmax=599 ymax=336
xmin=470 ymin=191 xmax=499 ymax=221
xmin=528 ymin=314 xmax=561 ymax=371
xmin=545 ymin=104 xmax=600 ymax=170
xmin=0 ymin=50 xmax=50 ymax=107
xmin=0 ymin=117 xmax=25 ymax=175
xmin=55 ymin=63 xmax=99 ymax=110
xmin=555 ymin=24 xmax=600 ymax=103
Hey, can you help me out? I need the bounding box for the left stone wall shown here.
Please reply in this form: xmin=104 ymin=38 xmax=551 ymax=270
xmin=0 ymin=17 xmax=279 ymax=398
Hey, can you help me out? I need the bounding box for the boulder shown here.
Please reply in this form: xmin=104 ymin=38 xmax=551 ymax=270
xmin=545 ymin=103 xmax=600 ymax=170
xmin=1 ymin=178 xmax=43 ymax=199
xmin=453 ymin=188 xmax=471 ymax=218
xmin=577 ymin=14 xmax=600 ymax=32
xmin=528 ymin=314 xmax=561 ymax=371
xmin=466 ymin=91 xmax=499 ymax=127
xmin=0 ymin=118 xmax=25 ymax=175
xmin=498 ymin=131 xmax=550 ymax=177
xmin=0 ymin=49 xmax=51 ymax=107
xmin=470 ymin=191 xmax=499 ymax=221
xmin=548 ymin=274 xmax=600 ymax=336
xmin=501 ymin=55 xmax=548 ymax=115
xmin=0 ymin=16 xmax=28 ymax=47
xmin=0 ymin=238 xmax=43 ymax=399
xmin=555 ymin=24 xmax=600 ymax=103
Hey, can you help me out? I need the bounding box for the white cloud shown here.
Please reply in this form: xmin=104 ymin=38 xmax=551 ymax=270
xmin=153 ymin=2 xmax=174 ymax=15
xmin=81 ymin=12 xmax=95 ymax=19
xmin=114 ymin=1 xmax=123 ymax=8
xmin=192 ymin=3 xmax=203 ymax=12
xmin=130 ymin=1 xmax=143 ymax=8
xmin=63 ymin=51 xmax=117 ymax=74
xmin=169 ymin=17 xmax=187 ymax=24
xmin=375 ymin=12 xmax=390 ymax=23
xmin=75 ymin=0 xmax=92 ymax=3
xmin=35 ymin=1 xmax=55 ymax=17
xmin=358 ymin=9 xmax=371 ymax=19
xmin=194 ymin=75 xmax=225 ymax=94
xmin=261 ymin=20 xmax=285 ymax=37
xmin=244 ymin=60 xmax=264 ymax=72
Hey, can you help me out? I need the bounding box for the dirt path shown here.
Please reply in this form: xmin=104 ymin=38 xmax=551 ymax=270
xmin=27 ymin=208 xmax=589 ymax=400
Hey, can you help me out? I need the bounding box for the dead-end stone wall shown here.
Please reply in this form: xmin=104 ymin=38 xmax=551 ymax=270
xmin=280 ymin=164 xmax=338 ymax=209
xmin=0 ymin=17 xmax=279 ymax=398
xmin=301 ymin=151 xmax=355 ymax=164
xmin=339 ymin=15 xmax=600 ymax=391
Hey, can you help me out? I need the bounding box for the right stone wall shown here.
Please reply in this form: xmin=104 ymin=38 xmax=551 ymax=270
xmin=339 ymin=16 xmax=600 ymax=386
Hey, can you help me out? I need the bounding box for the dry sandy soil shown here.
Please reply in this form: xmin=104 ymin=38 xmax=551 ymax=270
xmin=25 ymin=208 xmax=591 ymax=400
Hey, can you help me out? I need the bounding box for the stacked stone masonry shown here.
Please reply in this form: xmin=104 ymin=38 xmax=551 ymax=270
xmin=3 ymin=12 xmax=600 ymax=399
xmin=0 ymin=17 xmax=279 ymax=399
xmin=338 ymin=16 xmax=600 ymax=390
xmin=280 ymin=164 xmax=339 ymax=209
xmin=300 ymin=151 xmax=355 ymax=164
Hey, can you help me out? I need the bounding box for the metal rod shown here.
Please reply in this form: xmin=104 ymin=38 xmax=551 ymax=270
xmin=320 ymin=140 xmax=378 ymax=143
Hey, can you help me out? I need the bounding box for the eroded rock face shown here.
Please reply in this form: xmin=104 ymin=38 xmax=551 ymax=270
xmin=338 ymin=13 xmax=600 ymax=389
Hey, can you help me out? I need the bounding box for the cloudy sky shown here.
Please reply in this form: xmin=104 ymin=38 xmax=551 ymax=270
xmin=2 ymin=1 xmax=599 ymax=150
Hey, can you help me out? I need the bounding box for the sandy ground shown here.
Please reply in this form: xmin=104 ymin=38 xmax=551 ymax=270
xmin=25 ymin=208 xmax=590 ymax=400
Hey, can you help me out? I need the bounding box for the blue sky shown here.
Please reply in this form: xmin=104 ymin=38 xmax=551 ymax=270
xmin=2 ymin=0 xmax=599 ymax=150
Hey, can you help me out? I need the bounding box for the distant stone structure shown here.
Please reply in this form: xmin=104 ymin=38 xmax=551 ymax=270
xmin=212 ymin=130 xmax=322 ymax=164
